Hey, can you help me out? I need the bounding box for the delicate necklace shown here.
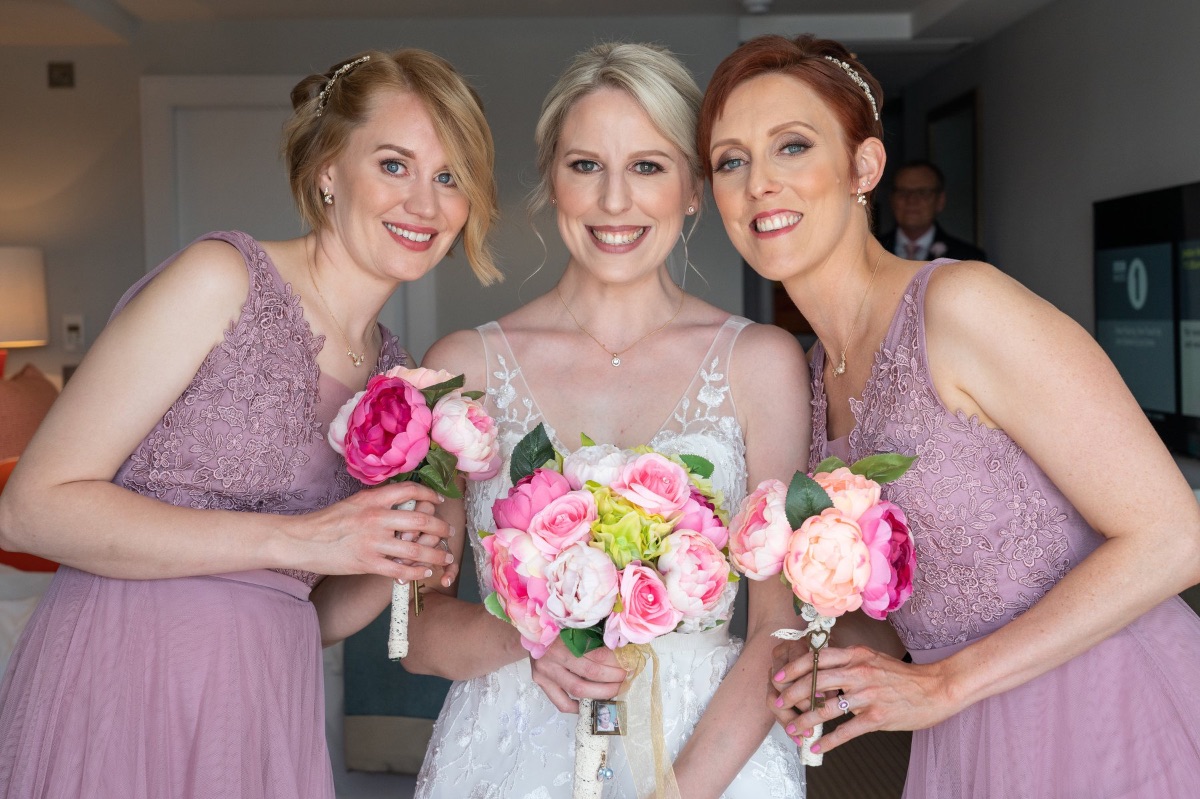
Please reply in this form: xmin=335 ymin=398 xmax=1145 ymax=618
xmin=831 ymin=251 xmax=884 ymax=377
xmin=556 ymin=286 xmax=684 ymax=367
xmin=308 ymin=262 xmax=367 ymax=368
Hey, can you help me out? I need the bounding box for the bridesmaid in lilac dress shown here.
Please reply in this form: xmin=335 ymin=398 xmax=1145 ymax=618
xmin=700 ymin=34 xmax=1200 ymax=798
xmin=0 ymin=49 xmax=498 ymax=798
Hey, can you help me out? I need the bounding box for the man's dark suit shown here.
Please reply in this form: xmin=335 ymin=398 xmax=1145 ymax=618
xmin=877 ymin=223 xmax=986 ymax=262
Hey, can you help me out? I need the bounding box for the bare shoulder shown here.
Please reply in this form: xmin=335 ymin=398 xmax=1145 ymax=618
xmin=421 ymin=328 xmax=488 ymax=389
xmin=730 ymin=321 xmax=810 ymax=390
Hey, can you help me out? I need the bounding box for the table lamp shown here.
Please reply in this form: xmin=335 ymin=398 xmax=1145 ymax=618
xmin=0 ymin=247 xmax=49 ymax=378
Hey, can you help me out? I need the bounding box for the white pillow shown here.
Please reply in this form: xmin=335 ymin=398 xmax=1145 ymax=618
xmin=0 ymin=563 xmax=54 ymax=601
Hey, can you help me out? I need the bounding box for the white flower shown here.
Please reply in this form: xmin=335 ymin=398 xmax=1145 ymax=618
xmin=544 ymin=542 xmax=619 ymax=629
xmin=562 ymin=443 xmax=631 ymax=490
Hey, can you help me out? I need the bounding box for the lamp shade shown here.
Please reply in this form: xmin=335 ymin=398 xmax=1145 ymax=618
xmin=0 ymin=247 xmax=49 ymax=348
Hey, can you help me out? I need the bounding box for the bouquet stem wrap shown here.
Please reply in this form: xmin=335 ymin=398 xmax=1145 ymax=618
xmin=387 ymin=499 xmax=418 ymax=661
xmin=772 ymin=609 xmax=837 ymax=767
xmin=573 ymin=698 xmax=606 ymax=799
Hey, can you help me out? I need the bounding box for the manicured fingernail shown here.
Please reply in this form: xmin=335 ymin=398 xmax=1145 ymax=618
xmin=803 ymin=729 xmax=812 ymax=737
xmin=775 ymin=697 xmax=784 ymax=708
xmin=438 ymin=494 xmax=445 ymax=502
xmin=445 ymin=554 xmax=454 ymax=564
xmin=811 ymin=744 xmax=822 ymax=754
xmin=786 ymin=724 xmax=797 ymax=735
xmin=815 ymin=692 xmax=824 ymax=699
xmin=425 ymin=569 xmax=433 ymax=578
xmin=774 ymin=670 xmax=786 ymax=681
xmin=792 ymin=735 xmax=804 ymax=744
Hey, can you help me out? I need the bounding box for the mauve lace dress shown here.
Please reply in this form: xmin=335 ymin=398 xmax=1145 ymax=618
xmin=810 ymin=261 xmax=1200 ymax=798
xmin=0 ymin=231 xmax=409 ymax=799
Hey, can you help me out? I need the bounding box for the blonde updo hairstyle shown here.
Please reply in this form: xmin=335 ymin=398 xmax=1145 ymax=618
xmin=284 ymin=49 xmax=501 ymax=284
xmin=530 ymin=42 xmax=703 ymax=217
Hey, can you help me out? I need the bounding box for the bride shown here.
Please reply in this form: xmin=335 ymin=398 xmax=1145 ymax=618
xmin=404 ymin=42 xmax=808 ymax=798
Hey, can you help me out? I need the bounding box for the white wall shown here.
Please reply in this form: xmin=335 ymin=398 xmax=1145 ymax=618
xmin=1 ymin=16 xmax=742 ymax=377
xmin=898 ymin=0 xmax=1200 ymax=330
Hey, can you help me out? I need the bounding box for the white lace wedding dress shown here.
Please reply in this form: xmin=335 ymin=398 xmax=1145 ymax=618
xmin=413 ymin=316 xmax=804 ymax=799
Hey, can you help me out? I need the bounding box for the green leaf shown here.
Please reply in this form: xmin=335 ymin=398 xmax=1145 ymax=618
xmin=813 ymin=456 xmax=848 ymax=475
xmin=785 ymin=470 xmax=833 ymax=530
xmin=483 ymin=592 xmax=511 ymax=624
xmin=416 ymin=446 xmax=462 ymax=499
xmin=580 ymin=432 xmax=596 ymax=447
xmin=850 ymin=453 xmax=917 ymax=484
xmin=679 ymin=454 xmax=714 ymax=479
xmin=461 ymin=389 xmax=484 ymax=401
xmin=420 ymin=374 xmax=466 ymax=407
xmin=510 ymin=423 xmax=556 ymax=485
xmin=560 ymin=625 xmax=606 ymax=658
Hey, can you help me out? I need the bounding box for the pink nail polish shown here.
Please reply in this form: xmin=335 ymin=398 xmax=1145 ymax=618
xmin=775 ymin=697 xmax=784 ymax=708
xmin=803 ymin=729 xmax=812 ymax=737
xmin=786 ymin=724 xmax=797 ymax=735
xmin=774 ymin=670 xmax=786 ymax=681
xmin=811 ymin=743 xmax=822 ymax=754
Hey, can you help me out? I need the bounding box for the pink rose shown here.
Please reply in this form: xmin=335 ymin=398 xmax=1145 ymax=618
xmin=728 ymin=479 xmax=792 ymax=579
xmin=783 ymin=507 xmax=870 ymax=618
xmin=492 ymin=468 xmax=572 ymax=531
xmin=545 ymin=542 xmax=619 ymax=629
xmin=382 ymin=365 xmax=457 ymax=389
xmin=328 ymin=375 xmax=432 ymax=485
xmin=527 ymin=490 xmax=598 ymax=557
xmin=611 ymin=453 xmax=691 ymax=517
xmin=656 ymin=530 xmax=729 ymax=620
xmin=856 ymin=500 xmax=915 ymax=620
xmin=483 ymin=527 xmax=557 ymax=657
xmin=675 ymin=489 xmax=729 ymax=550
xmin=603 ymin=562 xmax=682 ymax=648
xmin=430 ymin=393 xmax=501 ymax=480
xmin=813 ymin=467 xmax=881 ymax=522
xmin=562 ymin=444 xmax=630 ymax=490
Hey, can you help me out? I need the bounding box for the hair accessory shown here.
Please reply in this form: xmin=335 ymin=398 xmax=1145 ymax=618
xmin=837 ymin=695 xmax=850 ymax=713
xmin=823 ymin=56 xmax=879 ymax=121
xmin=316 ymin=55 xmax=371 ymax=117
xmin=321 ymin=187 xmax=334 ymax=206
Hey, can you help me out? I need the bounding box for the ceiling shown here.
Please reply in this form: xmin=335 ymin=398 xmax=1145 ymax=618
xmin=2 ymin=0 xmax=1053 ymax=94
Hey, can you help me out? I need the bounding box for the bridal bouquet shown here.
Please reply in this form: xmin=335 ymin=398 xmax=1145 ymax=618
xmin=482 ymin=424 xmax=734 ymax=798
xmin=328 ymin=366 xmax=500 ymax=660
xmin=729 ymin=453 xmax=916 ymax=765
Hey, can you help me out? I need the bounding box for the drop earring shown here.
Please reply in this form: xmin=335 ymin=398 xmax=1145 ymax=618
xmin=321 ymin=187 xmax=334 ymax=206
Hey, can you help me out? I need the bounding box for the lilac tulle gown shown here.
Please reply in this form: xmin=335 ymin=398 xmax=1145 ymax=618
xmin=810 ymin=261 xmax=1200 ymax=798
xmin=0 ymin=231 xmax=409 ymax=799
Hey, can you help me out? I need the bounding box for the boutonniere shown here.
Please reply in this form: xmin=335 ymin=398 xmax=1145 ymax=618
xmin=929 ymin=241 xmax=948 ymax=258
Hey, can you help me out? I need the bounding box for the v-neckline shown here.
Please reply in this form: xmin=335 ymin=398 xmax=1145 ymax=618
xmin=492 ymin=317 xmax=736 ymax=453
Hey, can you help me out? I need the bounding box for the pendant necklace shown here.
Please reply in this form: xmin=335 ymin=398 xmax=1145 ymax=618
xmin=308 ymin=260 xmax=367 ymax=368
xmin=832 ymin=251 xmax=885 ymax=377
xmin=557 ymin=286 xmax=684 ymax=367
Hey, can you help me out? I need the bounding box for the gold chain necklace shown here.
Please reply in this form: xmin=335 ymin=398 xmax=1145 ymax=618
xmin=831 ymin=250 xmax=884 ymax=377
xmin=308 ymin=262 xmax=367 ymax=368
xmin=556 ymin=286 xmax=684 ymax=367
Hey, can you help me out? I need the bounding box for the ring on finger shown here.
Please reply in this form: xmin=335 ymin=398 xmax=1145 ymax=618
xmin=837 ymin=694 xmax=851 ymax=714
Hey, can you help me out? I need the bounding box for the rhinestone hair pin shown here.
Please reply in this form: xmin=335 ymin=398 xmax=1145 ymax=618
xmin=316 ymin=55 xmax=371 ymax=117
xmin=824 ymin=56 xmax=879 ymax=121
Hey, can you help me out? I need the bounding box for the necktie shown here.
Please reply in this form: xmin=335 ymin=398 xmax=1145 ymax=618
xmin=904 ymin=241 xmax=920 ymax=260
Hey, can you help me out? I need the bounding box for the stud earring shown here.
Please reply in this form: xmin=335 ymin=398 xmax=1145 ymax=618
xmin=321 ymin=187 xmax=334 ymax=206
xmin=687 ymin=205 xmax=696 ymax=215
xmin=550 ymin=197 xmax=556 ymax=205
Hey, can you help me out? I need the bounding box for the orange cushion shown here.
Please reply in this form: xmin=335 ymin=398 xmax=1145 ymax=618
xmin=0 ymin=457 xmax=57 ymax=572
xmin=0 ymin=365 xmax=58 ymax=460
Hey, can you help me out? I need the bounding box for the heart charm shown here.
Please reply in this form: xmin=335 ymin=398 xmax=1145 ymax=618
xmin=808 ymin=630 xmax=829 ymax=651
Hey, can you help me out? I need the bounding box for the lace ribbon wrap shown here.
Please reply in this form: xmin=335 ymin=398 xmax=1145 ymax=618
xmin=773 ymin=608 xmax=837 ymax=767
xmin=387 ymin=498 xmax=418 ymax=661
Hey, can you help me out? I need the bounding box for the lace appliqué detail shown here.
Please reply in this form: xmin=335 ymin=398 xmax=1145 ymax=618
xmin=810 ymin=269 xmax=1078 ymax=653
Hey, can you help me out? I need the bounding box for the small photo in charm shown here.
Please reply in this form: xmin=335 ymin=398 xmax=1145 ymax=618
xmin=592 ymin=700 xmax=624 ymax=736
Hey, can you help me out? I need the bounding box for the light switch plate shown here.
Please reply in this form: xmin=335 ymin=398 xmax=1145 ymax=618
xmin=63 ymin=314 xmax=84 ymax=352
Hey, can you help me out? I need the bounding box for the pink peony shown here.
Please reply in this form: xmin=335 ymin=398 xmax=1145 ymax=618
xmin=328 ymin=375 xmax=432 ymax=485
xmin=562 ymin=443 xmax=630 ymax=490
xmin=675 ymin=489 xmax=729 ymax=550
xmin=783 ymin=507 xmax=870 ymax=618
xmin=656 ymin=530 xmax=729 ymax=620
xmin=382 ymin=365 xmax=458 ymax=389
xmin=430 ymin=393 xmax=501 ymax=480
xmin=544 ymin=542 xmax=619 ymax=629
xmin=527 ymin=490 xmax=598 ymax=557
xmin=483 ymin=527 xmax=557 ymax=657
xmin=611 ymin=453 xmax=691 ymax=517
xmin=728 ymin=479 xmax=792 ymax=579
xmin=603 ymin=562 xmax=683 ymax=648
xmin=492 ymin=468 xmax=572 ymax=531
xmin=856 ymin=500 xmax=915 ymax=620
xmin=813 ymin=467 xmax=881 ymax=522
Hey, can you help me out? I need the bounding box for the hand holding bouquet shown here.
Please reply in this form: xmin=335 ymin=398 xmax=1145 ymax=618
xmin=483 ymin=424 xmax=734 ymax=798
xmin=328 ymin=366 xmax=500 ymax=660
xmin=728 ymin=453 xmax=916 ymax=765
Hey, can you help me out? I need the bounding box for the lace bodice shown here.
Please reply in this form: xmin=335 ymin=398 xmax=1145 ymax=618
xmin=810 ymin=261 xmax=1103 ymax=652
xmin=110 ymin=231 xmax=410 ymax=588
xmin=465 ymin=317 xmax=752 ymax=614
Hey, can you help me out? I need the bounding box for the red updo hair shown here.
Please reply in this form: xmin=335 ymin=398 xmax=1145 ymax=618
xmin=698 ymin=34 xmax=884 ymax=191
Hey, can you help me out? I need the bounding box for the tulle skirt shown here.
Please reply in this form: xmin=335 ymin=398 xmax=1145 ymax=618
xmin=904 ymin=596 xmax=1200 ymax=798
xmin=0 ymin=567 xmax=334 ymax=799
